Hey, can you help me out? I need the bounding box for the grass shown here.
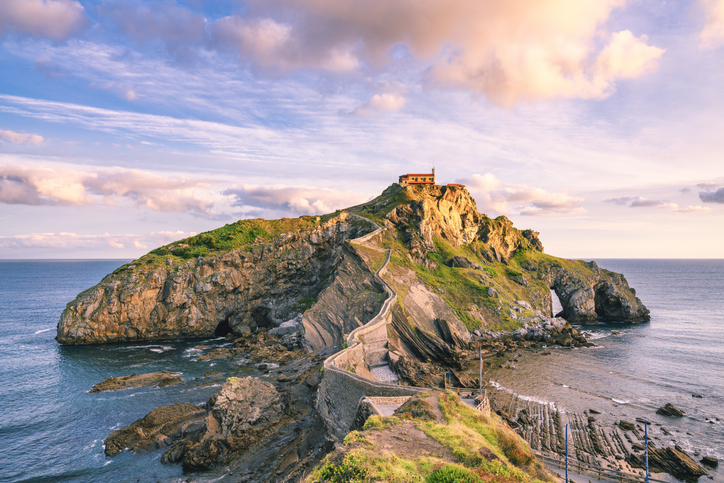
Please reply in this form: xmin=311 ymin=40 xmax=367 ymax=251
xmin=305 ymin=392 xmax=554 ymax=483
xmin=351 ymin=243 xmax=387 ymax=273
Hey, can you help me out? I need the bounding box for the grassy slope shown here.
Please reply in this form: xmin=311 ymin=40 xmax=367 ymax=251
xmin=306 ymin=392 xmax=554 ymax=483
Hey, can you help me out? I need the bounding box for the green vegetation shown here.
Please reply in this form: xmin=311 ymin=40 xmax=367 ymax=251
xmin=291 ymin=296 xmax=316 ymax=313
xmin=352 ymin=243 xmax=387 ymax=273
xmin=428 ymin=464 xmax=482 ymax=483
xmin=306 ymin=392 xmax=553 ymax=483
xmin=362 ymin=415 xmax=402 ymax=430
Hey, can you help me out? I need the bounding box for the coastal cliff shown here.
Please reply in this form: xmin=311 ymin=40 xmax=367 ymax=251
xmin=58 ymin=183 xmax=648 ymax=349
xmin=57 ymin=213 xmax=386 ymax=351
xmin=60 ymin=182 xmax=658 ymax=481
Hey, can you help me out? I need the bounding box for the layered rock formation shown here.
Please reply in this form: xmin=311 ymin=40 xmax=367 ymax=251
xmin=543 ymin=261 xmax=650 ymax=324
xmin=57 ymin=214 xmax=385 ymax=351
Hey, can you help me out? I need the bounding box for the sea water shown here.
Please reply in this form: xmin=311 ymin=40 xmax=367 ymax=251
xmin=0 ymin=260 xmax=258 ymax=482
xmin=0 ymin=259 xmax=722 ymax=482
xmin=486 ymin=259 xmax=724 ymax=483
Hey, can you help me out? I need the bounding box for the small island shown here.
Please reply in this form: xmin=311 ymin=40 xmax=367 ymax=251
xmin=56 ymin=178 xmax=707 ymax=483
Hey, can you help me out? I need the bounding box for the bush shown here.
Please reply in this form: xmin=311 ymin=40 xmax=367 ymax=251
xmin=495 ymin=426 xmax=532 ymax=467
xmin=428 ymin=464 xmax=483 ymax=483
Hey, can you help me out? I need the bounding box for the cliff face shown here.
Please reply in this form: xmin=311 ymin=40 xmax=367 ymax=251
xmin=57 ymin=213 xmax=385 ymax=349
xmin=544 ymin=261 xmax=650 ymax=323
xmin=383 ymin=184 xmax=540 ymax=263
xmin=57 ymin=182 xmax=648 ymax=350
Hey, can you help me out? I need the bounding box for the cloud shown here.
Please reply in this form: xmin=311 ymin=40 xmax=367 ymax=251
xmin=605 ymin=195 xmax=714 ymax=213
xmin=210 ymin=16 xmax=359 ymax=73
xmin=224 ymin=185 xmax=369 ymax=216
xmin=699 ymin=187 xmax=724 ymax=203
xmin=700 ymin=0 xmax=724 ymax=48
xmin=630 ymin=197 xmax=665 ymax=207
xmin=0 ymin=164 xmax=214 ymax=213
xmin=0 ymin=0 xmax=87 ymax=41
xmin=98 ymin=1 xmax=205 ymax=55
xmin=353 ymin=93 xmax=407 ymax=116
xmin=697 ymin=182 xmax=718 ymax=188
xmin=208 ymin=0 xmax=664 ymax=105
xmin=675 ymin=205 xmax=712 ymax=213
xmin=0 ymin=129 xmax=44 ymax=145
xmin=0 ymin=230 xmax=195 ymax=250
xmin=458 ymin=173 xmax=584 ymax=216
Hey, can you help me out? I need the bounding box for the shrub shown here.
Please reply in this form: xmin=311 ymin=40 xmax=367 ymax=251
xmin=495 ymin=426 xmax=533 ymax=467
xmin=428 ymin=464 xmax=483 ymax=483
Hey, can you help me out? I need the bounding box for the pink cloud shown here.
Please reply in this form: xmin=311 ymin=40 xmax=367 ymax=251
xmin=0 ymin=0 xmax=87 ymax=41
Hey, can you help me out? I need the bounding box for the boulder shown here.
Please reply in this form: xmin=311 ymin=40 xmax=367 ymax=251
xmin=164 ymin=376 xmax=285 ymax=471
xmin=657 ymin=403 xmax=685 ymax=417
xmin=701 ymin=456 xmax=718 ymax=468
xmin=618 ymin=420 xmax=635 ymax=431
xmin=268 ymin=315 xmax=301 ymax=336
xmin=445 ymin=256 xmax=481 ymax=270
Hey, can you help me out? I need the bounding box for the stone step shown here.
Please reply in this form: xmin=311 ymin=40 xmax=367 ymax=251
xmin=365 ymin=340 xmax=388 ymax=351
xmin=365 ymin=348 xmax=389 ymax=367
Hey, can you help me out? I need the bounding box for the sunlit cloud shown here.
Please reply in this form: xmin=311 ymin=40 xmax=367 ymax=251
xmin=0 ymin=0 xmax=87 ymax=41
xmin=352 ymin=93 xmax=407 ymax=116
xmin=700 ymin=0 xmax=724 ymax=48
xmin=459 ymin=173 xmax=584 ymax=216
xmin=0 ymin=230 xmax=195 ymax=250
xmin=205 ymin=0 xmax=665 ymax=105
xmin=605 ymin=196 xmax=713 ymax=213
xmin=0 ymin=129 xmax=44 ymax=145
xmin=0 ymin=164 xmax=214 ymax=214
xmin=224 ymin=185 xmax=369 ymax=216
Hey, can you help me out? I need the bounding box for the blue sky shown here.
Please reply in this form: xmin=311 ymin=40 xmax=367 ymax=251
xmin=1 ymin=0 xmax=724 ymax=259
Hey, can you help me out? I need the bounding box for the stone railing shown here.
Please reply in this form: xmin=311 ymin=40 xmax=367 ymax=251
xmin=316 ymin=216 xmax=427 ymax=439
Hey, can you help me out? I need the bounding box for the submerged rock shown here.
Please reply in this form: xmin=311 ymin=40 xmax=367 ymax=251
xmin=89 ymin=371 xmax=182 ymax=393
xmin=701 ymin=456 xmax=718 ymax=468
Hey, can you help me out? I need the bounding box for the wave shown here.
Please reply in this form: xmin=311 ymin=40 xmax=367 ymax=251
xmin=34 ymin=328 xmax=53 ymax=334
xmin=610 ymin=398 xmax=630 ymax=404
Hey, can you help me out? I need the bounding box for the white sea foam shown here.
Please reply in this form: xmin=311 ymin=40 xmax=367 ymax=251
xmin=562 ymin=385 xmax=570 ymax=388
xmin=611 ymin=398 xmax=630 ymax=404
xmin=34 ymin=328 xmax=53 ymax=334
xmin=104 ymin=460 xmax=112 ymax=466
xmin=150 ymin=348 xmax=163 ymax=353
xmin=489 ymin=380 xmax=560 ymax=410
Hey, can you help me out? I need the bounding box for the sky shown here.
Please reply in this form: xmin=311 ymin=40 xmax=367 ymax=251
xmin=1 ymin=0 xmax=723 ymax=259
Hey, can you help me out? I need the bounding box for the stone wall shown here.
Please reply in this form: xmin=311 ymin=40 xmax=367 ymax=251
xmin=316 ymin=221 xmax=428 ymax=440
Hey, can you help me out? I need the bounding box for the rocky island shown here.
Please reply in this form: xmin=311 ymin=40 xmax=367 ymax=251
xmin=56 ymin=181 xmax=692 ymax=483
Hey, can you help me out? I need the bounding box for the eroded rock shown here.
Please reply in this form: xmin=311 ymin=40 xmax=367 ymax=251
xmin=89 ymin=371 xmax=182 ymax=393
xmin=656 ymin=403 xmax=685 ymax=417
xmin=104 ymin=402 xmax=204 ymax=456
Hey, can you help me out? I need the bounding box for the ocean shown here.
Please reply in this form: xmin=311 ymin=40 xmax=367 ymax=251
xmin=0 ymin=259 xmax=722 ymax=482
xmin=0 ymin=260 xmax=258 ymax=483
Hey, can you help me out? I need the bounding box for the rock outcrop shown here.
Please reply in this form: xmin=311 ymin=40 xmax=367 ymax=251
xmin=544 ymin=261 xmax=650 ymax=324
xmin=627 ymin=446 xmax=707 ymax=480
xmin=89 ymin=371 xmax=182 ymax=393
xmin=656 ymin=403 xmax=685 ymax=417
xmin=383 ymin=184 xmax=542 ymax=263
xmin=57 ymin=214 xmax=385 ymax=351
xmin=105 ymin=402 xmax=204 ymax=456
